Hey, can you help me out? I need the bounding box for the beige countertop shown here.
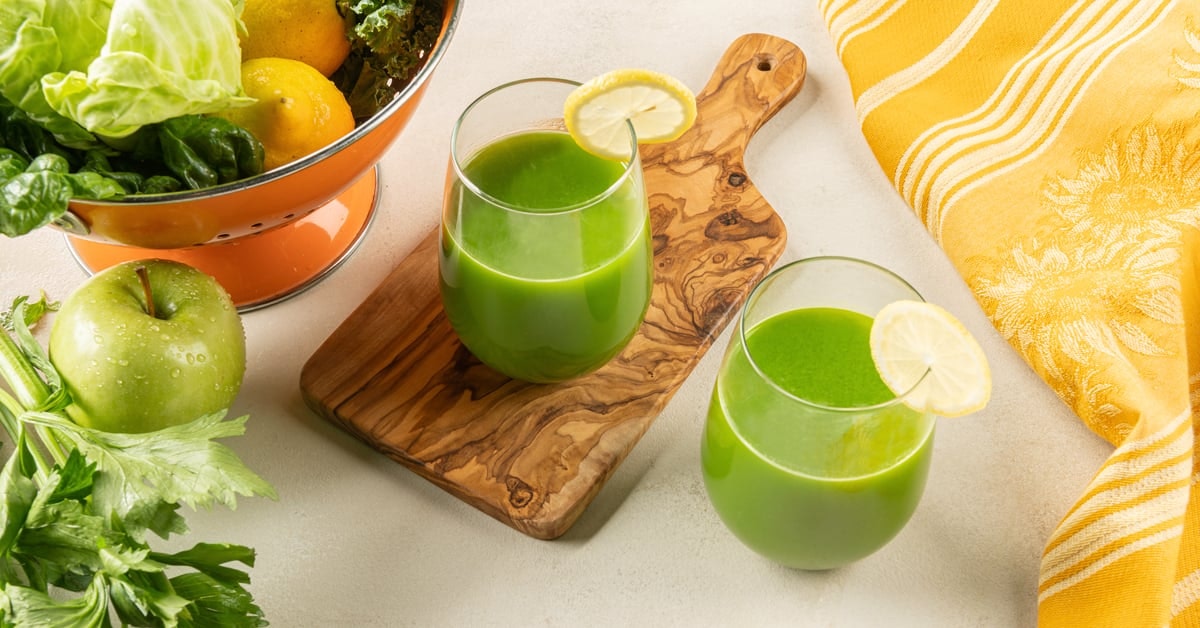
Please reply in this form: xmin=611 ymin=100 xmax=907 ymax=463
xmin=0 ymin=2 xmax=1111 ymax=626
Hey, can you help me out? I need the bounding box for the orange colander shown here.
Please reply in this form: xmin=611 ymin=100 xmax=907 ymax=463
xmin=55 ymin=0 xmax=463 ymax=311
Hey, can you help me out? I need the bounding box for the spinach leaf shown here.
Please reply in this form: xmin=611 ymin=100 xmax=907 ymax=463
xmin=0 ymin=151 xmax=122 ymax=238
xmin=156 ymin=116 xmax=264 ymax=190
xmin=0 ymin=95 xmax=266 ymax=238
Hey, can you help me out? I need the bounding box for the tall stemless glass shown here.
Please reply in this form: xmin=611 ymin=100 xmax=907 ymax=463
xmin=439 ymin=78 xmax=652 ymax=383
xmin=701 ymin=257 xmax=935 ymax=570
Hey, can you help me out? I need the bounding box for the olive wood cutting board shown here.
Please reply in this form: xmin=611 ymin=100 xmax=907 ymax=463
xmin=300 ymin=33 xmax=807 ymax=540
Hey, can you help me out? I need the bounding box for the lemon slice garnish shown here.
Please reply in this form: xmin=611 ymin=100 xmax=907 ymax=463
xmin=564 ymin=68 xmax=697 ymax=160
xmin=869 ymin=300 xmax=992 ymax=417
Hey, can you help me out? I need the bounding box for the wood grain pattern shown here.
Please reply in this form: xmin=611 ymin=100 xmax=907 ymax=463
xmin=300 ymin=34 xmax=807 ymax=539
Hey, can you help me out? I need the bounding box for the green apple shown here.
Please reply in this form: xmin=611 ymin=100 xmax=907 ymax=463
xmin=49 ymin=259 xmax=246 ymax=434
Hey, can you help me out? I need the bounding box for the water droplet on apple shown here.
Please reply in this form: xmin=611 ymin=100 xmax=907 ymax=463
xmin=93 ymin=335 xmax=104 ymax=344
xmin=196 ymin=354 xmax=207 ymax=363
xmin=186 ymin=354 xmax=195 ymax=365
xmin=171 ymin=368 xmax=181 ymax=378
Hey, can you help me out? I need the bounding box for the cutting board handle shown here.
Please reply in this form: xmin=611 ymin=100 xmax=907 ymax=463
xmin=668 ymin=33 xmax=807 ymax=161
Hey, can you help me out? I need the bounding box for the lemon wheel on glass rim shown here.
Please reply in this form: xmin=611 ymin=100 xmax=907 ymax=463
xmin=564 ymin=68 xmax=698 ymax=160
xmin=869 ymin=299 xmax=992 ymax=417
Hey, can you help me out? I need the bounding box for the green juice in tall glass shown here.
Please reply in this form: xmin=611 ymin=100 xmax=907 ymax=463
xmin=439 ymin=129 xmax=652 ymax=382
xmin=702 ymin=306 xmax=935 ymax=570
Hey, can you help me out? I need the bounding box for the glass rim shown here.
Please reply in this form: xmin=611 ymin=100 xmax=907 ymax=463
xmin=738 ymin=256 xmax=931 ymax=414
xmin=449 ymin=76 xmax=641 ymax=217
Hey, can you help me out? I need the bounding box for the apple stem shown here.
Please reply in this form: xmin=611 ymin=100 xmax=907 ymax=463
xmin=135 ymin=265 xmax=157 ymax=319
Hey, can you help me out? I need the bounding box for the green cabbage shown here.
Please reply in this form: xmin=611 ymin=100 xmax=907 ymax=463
xmin=0 ymin=0 xmax=265 ymax=238
xmin=0 ymin=0 xmax=251 ymax=143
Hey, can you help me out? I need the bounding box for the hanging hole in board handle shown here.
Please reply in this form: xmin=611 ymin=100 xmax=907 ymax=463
xmin=754 ymin=54 xmax=777 ymax=72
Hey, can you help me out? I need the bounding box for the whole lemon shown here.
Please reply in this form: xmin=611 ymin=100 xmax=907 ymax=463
xmin=239 ymin=0 xmax=351 ymax=77
xmin=212 ymin=57 xmax=355 ymax=172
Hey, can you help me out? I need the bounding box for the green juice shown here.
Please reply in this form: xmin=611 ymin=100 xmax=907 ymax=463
xmin=702 ymin=307 xmax=934 ymax=570
xmin=439 ymin=130 xmax=652 ymax=382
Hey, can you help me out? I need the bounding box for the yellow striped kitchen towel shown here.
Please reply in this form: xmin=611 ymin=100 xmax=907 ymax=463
xmin=819 ymin=0 xmax=1200 ymax=625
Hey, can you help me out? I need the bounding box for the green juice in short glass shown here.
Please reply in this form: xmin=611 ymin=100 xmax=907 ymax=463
xmin=702 ymin=305 xmax=935 ymax=570
xmin=439 ymin=129 xmax=652 ymax=383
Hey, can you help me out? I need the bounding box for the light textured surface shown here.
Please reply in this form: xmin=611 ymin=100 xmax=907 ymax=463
xmin=0 ymin=2 xmax=1110 ymax=626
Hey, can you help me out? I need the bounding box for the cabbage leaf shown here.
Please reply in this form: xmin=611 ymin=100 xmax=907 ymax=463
xmin=0 ymin=0 xmax=113 ymax=148
xmin=1 ymin=0 xmax=251 ymax=142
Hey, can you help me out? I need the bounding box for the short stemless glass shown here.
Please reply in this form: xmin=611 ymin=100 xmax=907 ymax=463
xmin=439 ymin=78 xmax=653 ymax=383
xmin=701 ymin=257 xmax=935 ymax=570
